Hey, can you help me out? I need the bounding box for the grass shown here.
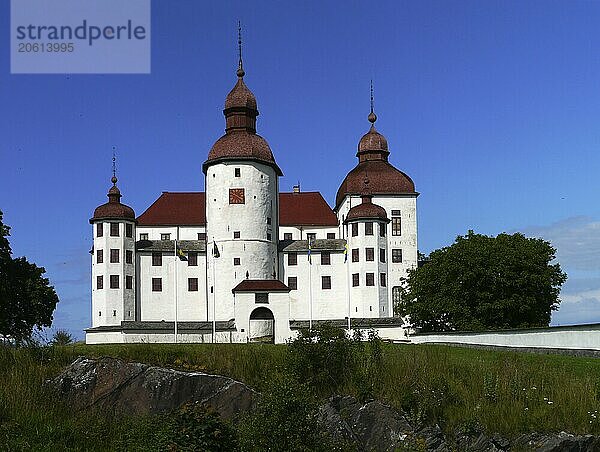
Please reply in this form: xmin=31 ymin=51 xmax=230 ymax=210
xmin=2 ymin=342 xmax=600 ymax=450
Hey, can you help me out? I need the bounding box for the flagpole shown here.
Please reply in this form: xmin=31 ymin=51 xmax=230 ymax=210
xmin=212 ymin=238 xmax=216 ymax=343
xmin=346 ymin=240 xmax=351 ymax=332
xmin=174 ymin=239 xmax=178 ymax=343
xmin=308 ymin=245 xmax=313 ymax=330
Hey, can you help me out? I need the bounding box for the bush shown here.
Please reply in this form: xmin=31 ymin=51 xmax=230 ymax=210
xmin=50 ymin=330 xmax=73 ymax=346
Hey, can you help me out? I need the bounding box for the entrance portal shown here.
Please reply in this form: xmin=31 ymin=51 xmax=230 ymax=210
xmin=249 ymin=307 xmax=274 ymax=343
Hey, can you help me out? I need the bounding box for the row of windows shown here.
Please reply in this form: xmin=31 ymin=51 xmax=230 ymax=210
xmin=97 ymin=222 xmax=133 ymax=238
xmin=96 ymin=276 xmax=200 ymax=292
xmin=350 ymin=248 xmax=402 ymax=263
xmin=351 ymin=273 xmax=387 ymax=287
xmin=351 ymin=222 xmax=387 ymax=237
xmin=286 ymin=276 xmax=331 ymax=290
xmin=96 ymin=275 xmax=133 ymax=290
xmin=152 ymin=252 xmax=198 ymax=266
xmin=288 ymin=251 xmax=331 ymax=266
xmin=139 ymin=233 xmax=209 ymax=241
xmin=96 ymin=249 xmax=134 ymax=264
xmin=282 ymin=232 xmax=336 ymax=241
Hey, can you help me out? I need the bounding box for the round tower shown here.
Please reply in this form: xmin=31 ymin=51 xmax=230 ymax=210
xmin=202 ymin=53 xmax=282 ymax=322
xmin=345 ymin=190 xmax=390 ymax=318
xmin=90 ymin=174 xmax=136 ymax=327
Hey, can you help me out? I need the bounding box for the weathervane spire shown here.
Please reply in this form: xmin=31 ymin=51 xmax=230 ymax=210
xmin=111 ymin=146 xmax=117 ymax=185
xmin=237 ymin=21 xmax=245 ymax=78
xmin=368 ymin=79 xmax=377 ymax=125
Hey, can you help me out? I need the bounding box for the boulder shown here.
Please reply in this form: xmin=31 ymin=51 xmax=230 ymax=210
xmin=50 ymin=357 xmax=258 ymax=419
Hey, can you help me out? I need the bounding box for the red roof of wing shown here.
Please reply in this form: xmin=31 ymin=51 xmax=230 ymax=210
xmin=232 ymin=279 xmax=290 ymax=293
xmin=136 ymin=192 xmax=339 ymax=227
xmin=279 ymin=192 xmax=338 ymax=226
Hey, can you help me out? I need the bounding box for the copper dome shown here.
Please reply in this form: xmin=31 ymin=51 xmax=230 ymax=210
xmin=358 ymin=125 xmax=389 ymax=158
xmin=336 ymin=160 xmax=416 ymax=208
xmin=224 ymin=77 xmax=257 ymax=110
xmin=90 ymin=181 xmax=135 ymax=223
xmin=345 ymin=195 xmax=389 ymax=223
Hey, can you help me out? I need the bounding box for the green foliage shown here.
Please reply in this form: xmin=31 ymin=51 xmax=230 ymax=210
xmin=50 ymin=330 xmax=74 ymax=346
xmin=0 ymin=211 xmax=59 ymax=342
xmin=238 ymin=372 xmax=330 ymax=452
xmin=397 ymin=230 xmax=567 ymax=332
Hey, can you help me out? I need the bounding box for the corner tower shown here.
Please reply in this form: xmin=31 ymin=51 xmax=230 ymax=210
xmin=203 ymin=36 xmax=282 ymax=322
xmin=90 ymin=170 xmax=136 ymax=328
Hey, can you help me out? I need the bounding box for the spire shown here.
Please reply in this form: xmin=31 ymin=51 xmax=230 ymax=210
xmin=368 ymin=80 xmax=377 ymax=125
xmin=237 ymin=21 xmax=245 ymax=78
xmin=108 ymin=146 xmax=121 ymax=203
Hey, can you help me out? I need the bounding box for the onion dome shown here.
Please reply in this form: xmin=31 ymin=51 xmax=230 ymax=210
xmin=336 ymin=102 xmax=416 ymax=209
xmin=345 ymin=195 xmax=389 ymax=223
xmin=90 ymin=176 xmax=136 ymax=223
xmin=203 ymin=49 xmax=282 ymax=175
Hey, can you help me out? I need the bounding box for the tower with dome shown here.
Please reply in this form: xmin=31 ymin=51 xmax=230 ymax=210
xmin=86 ymin=42 xmax=418 ymax=345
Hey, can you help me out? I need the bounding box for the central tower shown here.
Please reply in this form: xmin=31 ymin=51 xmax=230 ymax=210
xmin=202 ymin=36 xmax=282 ymax=322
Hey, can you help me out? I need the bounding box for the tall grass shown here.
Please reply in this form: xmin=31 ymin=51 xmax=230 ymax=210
xmin=1 ymin=342 xmax=600 ymax=450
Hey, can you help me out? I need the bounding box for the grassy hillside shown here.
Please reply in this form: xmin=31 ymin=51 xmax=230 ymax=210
xmin=1 ymin=342 xmax=600 ymax=450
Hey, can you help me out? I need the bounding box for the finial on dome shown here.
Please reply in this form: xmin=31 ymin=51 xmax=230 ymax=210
xmin=111 ymin=146 xmax=118 ymax=185
xmin=368 ymin=80 xmax=377 ymax=124
xmin=237 ymin=21 xmax=245 ymax=78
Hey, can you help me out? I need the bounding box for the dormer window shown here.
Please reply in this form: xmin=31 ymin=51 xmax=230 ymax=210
xmin=235 ymin=168 xmax=241 ymax=177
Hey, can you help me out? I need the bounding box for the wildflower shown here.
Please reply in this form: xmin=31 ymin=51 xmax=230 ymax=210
xmin=531 ymin=386 xmax=537 ymax=390
xmin=547 ymin=401 xmax=553 ymax=405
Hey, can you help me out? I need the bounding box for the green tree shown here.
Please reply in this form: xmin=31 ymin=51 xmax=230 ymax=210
xmin=0 ymin=210 xmax=59 ymax=342
xmin=50 ymin=329 xmax=73 ymax=346
xmin=397 ymin=231 xmax=567 ymax=332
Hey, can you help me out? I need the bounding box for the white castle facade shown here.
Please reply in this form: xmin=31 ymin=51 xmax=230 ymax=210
xmin=86 ymin=59 xmax=418 ymax=344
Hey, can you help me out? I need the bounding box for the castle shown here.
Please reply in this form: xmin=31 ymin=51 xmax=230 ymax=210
xmin=85 ymin=50 xmax=418 ymax=344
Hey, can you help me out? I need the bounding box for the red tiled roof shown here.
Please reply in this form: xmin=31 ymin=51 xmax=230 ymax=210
xmin=232 ymin=279 xmax=290 ymax=293
xmin=137 ymin=192 xmax=339 ymax=227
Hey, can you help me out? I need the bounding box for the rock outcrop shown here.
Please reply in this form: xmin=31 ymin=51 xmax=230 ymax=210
xmin=50 ymin=357 xmax=258 ymax=419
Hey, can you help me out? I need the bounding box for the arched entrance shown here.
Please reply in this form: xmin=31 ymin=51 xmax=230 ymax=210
xmin=249 ymin=307 xmax=274 ymax=343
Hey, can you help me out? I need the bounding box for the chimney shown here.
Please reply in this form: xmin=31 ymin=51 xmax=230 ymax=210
xmin=293 ymin=183 xmax=301 ymax=194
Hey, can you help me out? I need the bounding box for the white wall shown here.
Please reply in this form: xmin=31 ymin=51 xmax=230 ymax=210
xmin=137 ymin=226 xmax=206 ymax=241
xmin=410 ymin=325 xmax=600 ymax=350
xmin=279 ymin=226 xmax=338 ymax=240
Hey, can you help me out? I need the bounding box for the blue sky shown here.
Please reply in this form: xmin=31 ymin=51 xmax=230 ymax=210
xmin=2 ymin=0 xmax=600 ymax=339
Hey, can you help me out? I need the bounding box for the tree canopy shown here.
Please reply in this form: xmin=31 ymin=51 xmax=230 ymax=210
xmin=0 ymin=210 xmax=59 ymax=342
xmin=396 ymin=231 xmax=567 ymax=332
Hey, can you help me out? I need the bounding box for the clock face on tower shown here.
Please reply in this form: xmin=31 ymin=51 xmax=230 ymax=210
xmin=229 ymin=188 xmax=245 ymax=204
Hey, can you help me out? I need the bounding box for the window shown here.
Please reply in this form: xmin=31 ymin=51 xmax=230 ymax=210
xmin=306 ymin=233 xmax=316 ymax=244
xmin=321 ymin=251 xmax=331 ymax=265
xmin=352 ymin=273 xmax=359 ymax=287
xmin=161 ymin=233 xmax=171 ymax=241
xmin=234 ymin=168 xmax=241 ymax=177
xmin=380 ymin=248 xmax=386 ymax=263
xmin=352 ymin=248 xmax=359 ymax=263
xmin=96 ymin=249 xmax=103 ymax=264
xmin=288 ymin=277 xmax=297 ymax=290
xmin=152 ymin=252 xmax=162 ymax=266
xmin=255 ymin=293 xmax=268 ymax=303
xmin=198 ymin=233 xmax=206 ymax=241
xmin=288 ymin=253 xmax=297 ymax=266
xmin=392 ymin=249 xmax=403 ymax=263
xmin=140 ymin=233 xmax=148 ymax=241
xmin=366 ymin=273 xmax=375 ymax=286
xmin=322 ymin=276 xmax=331 ymax=289
xmin=392 ymin=286 xmax=402 ymax=308
xmin=126 ymin=223 xmax=133 ymax=238
xmin=365 ymin=222 xmax=373 ymax=235
xmin=267 ymin=217 xmax=271 ymax=225
xmin=126 ymin=250 xmax=133 ymax=264
xmin=152 ymin=278 xmax=162 ymax=292
xmin=188 ymin=278 xmax=198 ymax=291
xmin=99 ymin=311 xmax=101 ymax=317
xmin=234 ymin=231 xmax=240 ymax=239
xmin=126 ymin=275 xmax=133 ymax=289
xmin=365 ymin=248 xmax=374 ymax=262
xmin=110 ymin=223 xmax=119 ymax=236
xmin=234 ymin=258 xmax=241 ymax=266
xmin=97 ymin=223 xmax=103 ymax=237
xmin=392 ymin=213 xmax=401 ymax=236
xmin=110 ymin=275 xmax=119 ymax=289
xmin=267 ymin=232 xmax=272 ymax=241
xmin=379 ymin=223 xmax=386 ymax=237
xmin=188 ymin=252 xmax=198 ymax=266
xmin=380 ymin=273 xmax=387 ymax=287
xmin=351 ymin=223 xmax=358 ymax=237
xmin=97 ymin=275 xmax=103 ymax=289
xmin=113 ymin=310 xmax=117 ymax=317
xmin=284 ymin=233 xmax=292 ymax=240
xmin=327 ymin=233 xmax=336 ymax=239
xmin=110 ymin=249 xmax=119 ymax=263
